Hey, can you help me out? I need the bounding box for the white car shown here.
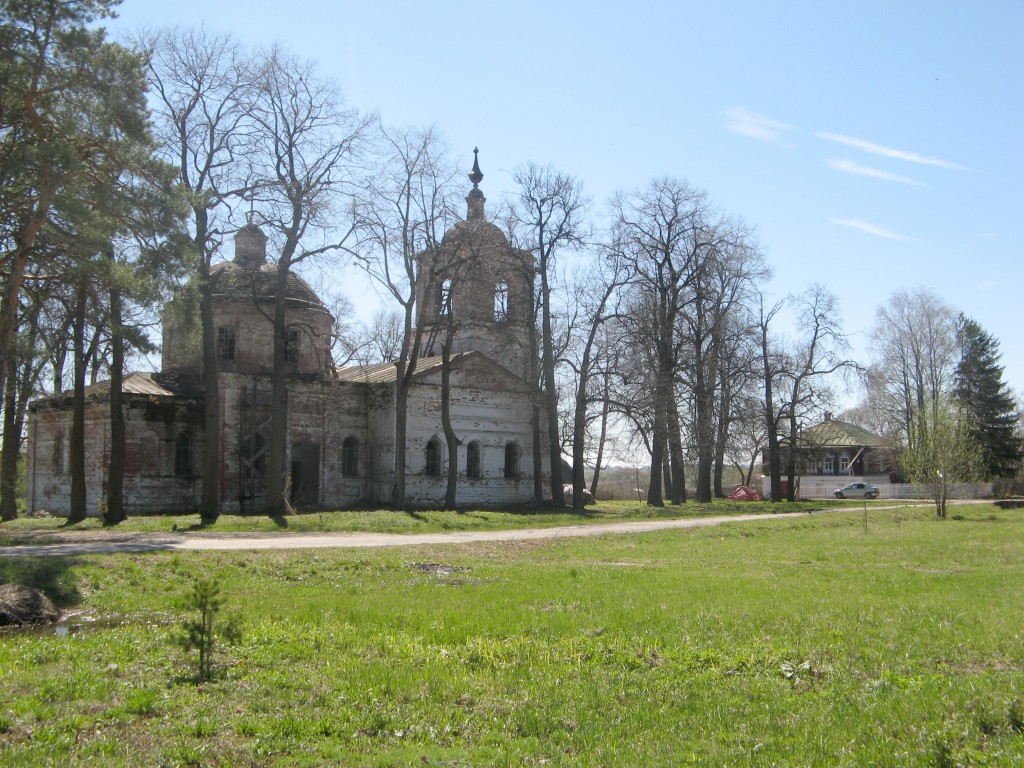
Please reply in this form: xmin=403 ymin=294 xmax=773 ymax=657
xmin=834 ymin=482 xmax=879 ymax=500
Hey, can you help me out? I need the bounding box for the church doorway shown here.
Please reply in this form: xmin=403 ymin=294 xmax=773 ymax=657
xmin=290 ymin=440 xmax=320 ymax=506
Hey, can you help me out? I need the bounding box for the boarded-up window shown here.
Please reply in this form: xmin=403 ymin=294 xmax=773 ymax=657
xmin=342 ymin=436 xmax=359 ymax=477
xmin=504 ymin=442 xmax=519 ymax=479
xmin=466 ymin=441 xmax=482 ymax=480
xmin=425 ymin=438 xmax=443 ymax=477
xmin=175 ymin=433 xmax=192 ymax=476
xmin=242 ymin=432 xmax=267 ymax=480
xmin=290 ymin=441 xmax=320 ymax=505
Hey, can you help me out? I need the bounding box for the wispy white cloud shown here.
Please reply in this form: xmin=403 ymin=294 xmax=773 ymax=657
xmin=725 ymin=108 xmax=798 ymax=145
xmin=830 ymin=218 xmax=914 ymax=242
xmin=827 ymin=158 xmax=924 ymax=186
xmin=816 ymin=132 xmax=966 ymax=171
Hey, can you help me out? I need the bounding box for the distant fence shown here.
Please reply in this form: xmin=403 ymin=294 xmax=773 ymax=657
xmin=870 ymin=483 xmax=993 ymax=500
xmin=794 ymin=480 xmax=993 ymax=500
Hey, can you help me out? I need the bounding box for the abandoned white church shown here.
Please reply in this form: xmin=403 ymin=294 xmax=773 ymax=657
xmin=26 ymin=155 xmax=549 ymax=515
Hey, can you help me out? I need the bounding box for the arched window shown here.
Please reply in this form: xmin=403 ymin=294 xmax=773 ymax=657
xmin=425 ymin=438 xmax=443 ymax=477
xmin=175 ymin=432 xmax=192 ymax=476
xmin=466 ymin=441 xmax=482 ymax=480
xmin=342 ymin=436 xmax=359 ymax=477
xmin=504 ymin=442 xmax=519 ymax=479
xmin=494 ymin=281 xmax=509 ymax=322
xmin=438 ymin=278 xmax=453 ymax=317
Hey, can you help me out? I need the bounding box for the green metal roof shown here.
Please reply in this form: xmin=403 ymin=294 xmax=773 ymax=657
xmin=796 ymin=418 xmax=891 ymax=449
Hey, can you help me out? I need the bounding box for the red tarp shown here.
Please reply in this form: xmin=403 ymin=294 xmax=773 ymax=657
xmin=726 ymin=486 xmax=765 ymax=501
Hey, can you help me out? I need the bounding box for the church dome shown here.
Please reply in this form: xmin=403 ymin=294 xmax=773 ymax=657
xmin=209 ymin=222 xmax=326 ymax=309
xmin=439 ymin=148 xmax=511 ymax=253
xmin=209 ymin=261 xmax=324 ymax=308
xmin=440 ymin=216 xmax=510 ymax=251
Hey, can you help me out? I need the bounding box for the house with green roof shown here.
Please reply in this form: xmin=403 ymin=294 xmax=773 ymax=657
xmin=764 ymin=413 xmax=898 ymax=498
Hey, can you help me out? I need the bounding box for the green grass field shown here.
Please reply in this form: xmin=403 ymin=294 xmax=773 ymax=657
xmin=1 ymin=503 xmax=1022 ymax=766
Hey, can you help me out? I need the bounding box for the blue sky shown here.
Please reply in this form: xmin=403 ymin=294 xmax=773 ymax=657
xmin=106 ymin=1 xmax=1023 ymax=399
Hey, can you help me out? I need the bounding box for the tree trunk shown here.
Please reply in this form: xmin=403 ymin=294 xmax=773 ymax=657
xmin=0 ymin=239 xmax=38 ymax=408
xmin=662 ymin=443 xmax=672 ymax=499
xmin=667 ymin=393 xmax=687 ymax=504
xmin=392 ymin=378 xmax=409 ymax=508
xmin=693 ymin=376 xmax=714 ymax=504
xmin=527 ymin=299 xmax=545 ymax=505
xmin=646 ymin=372 xmax=666 ymax=507
xmin=786 ymin=410 xmax=798 ymax=502
xmin=0 ymin=346 xmax=20 ymax=521
xmin=713 ymin=382 xmax=731 ymax=498
xmin=68 ymin=280 xmax=88 ymax=522
xmin=540 ymin=256 xmax=563 ymax=505
xmin=761 ymin=323 xmax=782 ymax=502
xmin=441 ymin=327 xmax=459 ymax=509
xmin=391 ymin=298 xmax=424 ymax=509
xmin=105 ymin=284 xmax=126 ymax=524
xmin=571 ymin=409 xmax=587 ymax=509
xmin=193 ymin=207 xmax=222 ymax=522
xmin=266 ymin=265 xmax=290 ymax=516
xmin=589 ymin=374 xmax=610 ymax=499
xmin=571 ymin=341 xmax=593 ymax=509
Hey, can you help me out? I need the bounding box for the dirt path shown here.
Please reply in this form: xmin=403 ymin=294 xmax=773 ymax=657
xmin=0 ymin=502 xmax=956 ymax=558
xmin=0 ymin=511 xmax=822 ymax=558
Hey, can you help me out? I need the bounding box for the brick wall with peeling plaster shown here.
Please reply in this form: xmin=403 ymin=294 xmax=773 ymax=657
xmin=26 ymin=356 xmax=546 ymax=517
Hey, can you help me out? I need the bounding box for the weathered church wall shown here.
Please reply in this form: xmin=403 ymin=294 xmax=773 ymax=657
xmin=217 ymin=373 xmax=395 ymax=513
xmin=403 ymin=356 xmax=543 ymax=506
xmin=27 ymin=395 xmax=202 ymax=517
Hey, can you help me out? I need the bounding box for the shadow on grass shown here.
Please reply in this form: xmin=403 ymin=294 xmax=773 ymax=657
xmin=0 ymin=556 xmax=83 ymax=608
xmin=456 ymin=510 xmax=490 ymax=521
xmin=182 ymin=517 xmax=231 ymax=532
xmin=488 ymin=502 xmax=602 ymax=519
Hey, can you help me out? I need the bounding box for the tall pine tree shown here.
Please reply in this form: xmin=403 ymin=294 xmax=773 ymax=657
xmin=954 ymin=316 xmax=1023 ymax=479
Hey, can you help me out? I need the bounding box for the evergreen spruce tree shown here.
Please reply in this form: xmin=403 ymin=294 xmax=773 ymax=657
xmin=954 ymin=316 xmax=1023 ymax=479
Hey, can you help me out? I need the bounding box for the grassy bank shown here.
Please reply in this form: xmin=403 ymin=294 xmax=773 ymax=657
xmin=1 ymin=504 xmax=1022 ymax=766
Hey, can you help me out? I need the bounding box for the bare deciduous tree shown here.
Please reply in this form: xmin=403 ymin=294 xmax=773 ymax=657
xmin=249 ymin=46 xmax=371 ymax=516
xmin=563 ymin=249 xmax=629 ymax=508
xmin=144 ymin=27 xmax=259 ymax=521
xmin=758 ymin=293 xmax=786 ymax=501
xmin=867 ymin=288 xmax=958 ymax=446
xmin=353 ymin=124 xmax=458 ymax=508
xmin=512 ymin=163 xmax=589 ymax=506
xmin=612 ymin=178 xmax=716 ymax=506
xmin=779 ymin=284 xmax=857 ymax=500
